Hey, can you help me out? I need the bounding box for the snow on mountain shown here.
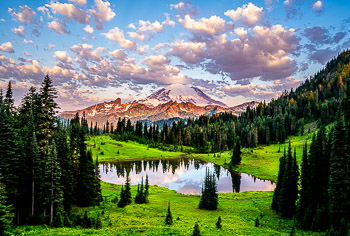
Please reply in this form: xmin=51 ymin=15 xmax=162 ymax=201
xmin=138 ymin=84 xmax=228 ymax=108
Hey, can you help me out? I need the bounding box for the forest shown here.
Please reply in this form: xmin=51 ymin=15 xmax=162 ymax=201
xmin=0 ymin=50 xmax=349 ymax=235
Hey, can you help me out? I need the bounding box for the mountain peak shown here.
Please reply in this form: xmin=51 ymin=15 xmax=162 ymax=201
xmin=138 ymin=84 xmax=228 ymax=108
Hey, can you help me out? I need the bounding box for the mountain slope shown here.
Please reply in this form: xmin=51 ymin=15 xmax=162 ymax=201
xmin=138 ymin=84 xmax=228 ymax=108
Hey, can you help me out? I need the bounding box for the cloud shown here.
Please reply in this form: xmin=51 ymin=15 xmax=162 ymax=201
xmin=48 ymin=19 xmax=70 ymax=34
xmin=312 ymin=1 xmax=324 ymax=15
xmin=305 ymin=44 xmax=339 ymax=64
xmin=170 ymin=2 xmax=199 ymax=16
xmin=37 ymin=6 xmax=53 ymax=19
xmin=48 ymin=44 xmax=56 ymax=50
xmin=169 ymin=41 xmax=206 ymax=64
xmin=23 ymin=39 xmax=36 ymax=49
xmin=54 ymin=51 xmax=72 ymax=64
xmin=224 ymin=2 xmax=263 ymax=27
xmin=8 ymin=5 xmax=36 ymax=24
xmin=83 ymin=25 xmax=94 ymax=34
xmin=70 ymin=43 xmax=105 ymax=62
xmin=303 ymin=26 xmax=346 ymax=45
xmin=0 ymin=42 xmax=14 ymax=53
xmin=24 ymin=51 xmax=32 ymax=57
xmin=12 ymin=26 xmax=25 ymax=36
xmin=178 ymin=15 xmax=226 ymax=36
xmin=89 ymin=0 xmax=116 ymax=30
xmin=46 ymin=2 xmax=90 ymax=24
xmin=283 ymin=0 xmax=306 ymax=20
xmin=162 ymin=13 xmax=175 ymax=27
xmin=219 ymin=84 xmax=277 ymax=100
xmin=234 ymin=27 xmax=247 ymax=39
xmin=127 ymin=18 xmax=172 ymax=42
xmin=109 ymin=49 xmax=127 ymax=60
xmin=69 ymin=0 xmax=87 ymax=6
xmin=102 ymin=27 xmax=137 ymax=50
xmin=204 ymin=25 xmax=299 ymax=81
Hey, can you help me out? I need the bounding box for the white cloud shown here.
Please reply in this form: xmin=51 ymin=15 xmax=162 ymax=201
xmin=70 ymin=43 xmax=105 ymax=61
xmin=12 ymin=26 xmax=25 ymax=36
xmin=83 ymin=25 xmax=94 ymax=34
xmin=312 ymin=1 xmax=324 ymax=15
xmin=37 ymin=6 xmax=53 ymax=19
xmin=8 ymin=5 xmax=36 ymax=24
xmin=48 ymin=44 xmax=56 ymax=50
xmin=170 ymin=2 xmax=199 ymax=16
xmin=127 ymin=32 xmax=145 ymax=41
xmin=225 ymin=2 xmax=263 ymax=27
xmin=178 ymin=15 xmax=226 ymax=36
xmin=102 ymin=27 xmax=137 ymax=50
xmin=0 ymin=42 xmax=14 ymax=53
xmin=46 ymin=2 xmax=90 ymax=24
xmin=128 ymin=23 xmax=136 ymax=29
xmin=162 ymin=13 xmax=175 ymax=27
xmin=234 ymin=27 xmax=247 ymax=39
xmin=24 ymin=51 xmax=32 ymax=57
xmin=69 ymin=0 xmax=87 ymax=6
xmin=109 ymin=49 xmax=127 ymax=60
xmin=48 ymin=19 xmax=69 ymax=34
xmin=89 ymin=0 xmax=116 ymax=30
xmin=170 ymin=41 xmax=206 ymax=64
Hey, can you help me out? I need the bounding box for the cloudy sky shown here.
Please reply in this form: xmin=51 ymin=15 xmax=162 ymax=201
xmin=0 ymin=0 xmax=349 ymax=110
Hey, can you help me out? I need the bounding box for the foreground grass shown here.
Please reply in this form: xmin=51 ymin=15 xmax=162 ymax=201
xmin=19 ymin=182 xmax=323 ymax=235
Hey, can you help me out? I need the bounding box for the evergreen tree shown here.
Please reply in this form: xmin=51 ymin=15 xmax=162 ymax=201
xmin=165 ymin=202 xmax=173 ymax=225
xmin=135 ymin=177 xmax=145 ymax=204
xmin=192 ymin=223 xmax=201 ymax=236
xmin=199 ymin=168 xmax=218 ymax=210
xmin=271 ymin=148 xmax=286 ymax=211
xmin=328 ymin=111 xmax=350 ymax=232
xmin=0 ymin=174 xmax=14 ymax=235
xmin=296 ymin=142 xmax=309 ymax=228
xmin=0 ymin=87 xmax=21 ymax=224
xmin=216 ymin=216 xmax=222 ymax=229
xmin=144 ymin=174 xmax=149 ymax=203
xmin=118 ymin=173 xmax=131 ymax=208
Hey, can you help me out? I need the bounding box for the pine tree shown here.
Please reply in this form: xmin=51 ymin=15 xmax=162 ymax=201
xmin=192 ymin=223 xmax=201 ymax=236
xmin=118 ymin=173 xmax=131 ymax=208
xmin=144 ymin=174 xmax=149 ymax=203
xmin=296 ymin=142 xmax=309 ymax=228
xmin=0 ymin=87 xmax=21 ymax=224
xmin=216 ymin=216 xmax=222 ymax=229
xmin=135 ymin=177 xmax=145 ymax=204
xmin=272 ymin=148 xmax=286 ymax=211
xmin=328 ymin=111 xmax=350 ymax=232
xmin=165 ymin=202 xmax=173 ymax=225
xmin=0 ymin=174 xmax=14 ymax=236
xmin=199 ymin=168 xmax=218 ymax=210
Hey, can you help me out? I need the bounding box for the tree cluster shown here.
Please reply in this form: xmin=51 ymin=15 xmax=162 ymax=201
xmin=0 ymin=76 xmax=101 ymax=228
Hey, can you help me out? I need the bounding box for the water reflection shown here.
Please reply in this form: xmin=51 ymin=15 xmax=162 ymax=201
xmin=100 ymin=158 xmax=275 ymax=195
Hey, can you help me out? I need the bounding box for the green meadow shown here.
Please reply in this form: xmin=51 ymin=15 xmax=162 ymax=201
xmin=20 ymin=131 xmax=323 ymax=235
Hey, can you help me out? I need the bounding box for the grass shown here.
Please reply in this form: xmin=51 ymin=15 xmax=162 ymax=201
xmin=18 ymin=128 xmax=325 ymax=235
xmin=86 ymin=136 xmax=184 ymax=162
xmin=19 ymin=182 xmax=323 ymax=235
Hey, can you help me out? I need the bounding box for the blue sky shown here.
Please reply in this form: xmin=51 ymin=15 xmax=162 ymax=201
xmin=0 ymin=0 xmax=349 ymax=110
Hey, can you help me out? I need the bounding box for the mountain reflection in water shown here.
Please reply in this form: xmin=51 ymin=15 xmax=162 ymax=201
xmin=99 ymin=158 xmax=275 ymax=194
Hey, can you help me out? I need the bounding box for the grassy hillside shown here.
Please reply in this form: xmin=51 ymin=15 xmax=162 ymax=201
xmin=20 ymin=182 xmax=323 ymax=235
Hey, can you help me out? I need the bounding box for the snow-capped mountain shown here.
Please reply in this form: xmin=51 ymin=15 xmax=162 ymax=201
xmin=58 ymin=84 xmax=258 ymax=126
xmin=138 ymin=84 xmax=228 ymax=108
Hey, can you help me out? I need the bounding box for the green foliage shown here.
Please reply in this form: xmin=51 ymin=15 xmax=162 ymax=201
xmin=117 ymin=172 xmax=132 ymax=208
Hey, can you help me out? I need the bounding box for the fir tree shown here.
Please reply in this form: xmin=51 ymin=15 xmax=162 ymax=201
xmin=165 ymin=202 xmax=173 ymax=225
xmin=144 ymin=174 xmax=149 ymax=203
xmin=216 ymin=216 xmax=222 ymax=229
xmin=118 ymin=172 xmax=131 ymax=208
xmin=0 ymin=174 xmax=14 ymax=236
xmin=296 ymin=142 xmax=309 ymax=228
xmin=199 ymin=168 xmax=218 ymax=210
xmin=328 ymin=111 xmax=350 ymax=232
xmin=192 ymin=223 xmax=201 ymax=236
xmin=272 ymin=148 xmax=286 ymax=211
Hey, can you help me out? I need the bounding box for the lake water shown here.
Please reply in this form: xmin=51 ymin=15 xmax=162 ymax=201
xmin=99 ymin=158 xmax=275 ymax=195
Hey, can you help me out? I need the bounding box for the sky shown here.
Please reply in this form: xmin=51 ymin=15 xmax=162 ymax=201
xmin=0 ymin=0 xmax=349 ymax=110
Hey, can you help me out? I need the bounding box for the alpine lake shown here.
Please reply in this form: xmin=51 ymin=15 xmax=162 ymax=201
xmin=99 ymin=158 xmax=275 ymax=195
